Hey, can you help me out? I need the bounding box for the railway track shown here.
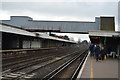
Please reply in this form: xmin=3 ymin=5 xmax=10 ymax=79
xmin=2 ymin=48 xmax=59 ymax=63
xmin=2 ymin=49 xmax=85 ymax=79
xmin=2 ymin=45 xmax=89 ymax=80
xmin=2 ymin=47 xmax=70 ymax=60
xmin=42 ymin=50 xmax=88 ymax=80
xmin=2 ymin=46 xmax=80 ymax=71
xmin=2 ymin=46 xmax=76 ymax=64
xmin=2 ymin=56 xmax=54 ymax=72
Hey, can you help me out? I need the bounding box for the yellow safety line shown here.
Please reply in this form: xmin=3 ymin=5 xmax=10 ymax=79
xmin=90 ymin=57 xmax=94 ymax=80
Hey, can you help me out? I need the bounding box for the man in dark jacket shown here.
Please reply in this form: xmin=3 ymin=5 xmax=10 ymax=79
xmin=90 ymin=44 xmax=94 ymax=56
xmin=100 ymin=47 xmax=105 ymax=60
xmin=94 ymin=45 xmax=101 ymax=61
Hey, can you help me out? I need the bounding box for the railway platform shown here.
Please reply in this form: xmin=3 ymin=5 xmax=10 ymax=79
xmin=78 ymin=52 xmax=119 ymax=79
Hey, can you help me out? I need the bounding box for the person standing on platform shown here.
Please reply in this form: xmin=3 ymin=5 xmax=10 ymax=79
xmin=94 ymin=45 xmax=101 ymax=61
xmin=100 ymin=47 xmax=105 ymax=60
xmin=90 ymin=44 xmax=94 ymax=56
xmin=93 ymin=45 xmax=96 ymax=58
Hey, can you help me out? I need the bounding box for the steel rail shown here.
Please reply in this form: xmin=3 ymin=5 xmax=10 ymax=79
xmin=71 ymin=50 xmax=88 ymax=80
xmin=42 ymin=49 xmax=88 ymax=80
xmin=2 ymin=50 xmax=81 ymax=79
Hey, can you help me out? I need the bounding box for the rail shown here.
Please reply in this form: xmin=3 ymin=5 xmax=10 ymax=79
xmin=2 ymin=49 xmax=82 ymax=79
xmin=42 ymin=49 xmax=89 ymax=80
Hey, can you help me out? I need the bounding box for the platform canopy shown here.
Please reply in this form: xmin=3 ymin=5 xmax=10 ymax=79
xmin=89 ymin=30 xmax=120 ymax=37
xmin=0 ymin=23 xmax=76 ymax=43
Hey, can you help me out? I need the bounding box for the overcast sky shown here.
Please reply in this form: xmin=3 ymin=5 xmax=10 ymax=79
xmin=0 ymin=0 xmax=119 ymax=42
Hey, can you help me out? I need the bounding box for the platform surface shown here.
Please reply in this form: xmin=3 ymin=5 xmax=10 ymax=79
xmin=80 ymin=55 xmax=119 ymax=79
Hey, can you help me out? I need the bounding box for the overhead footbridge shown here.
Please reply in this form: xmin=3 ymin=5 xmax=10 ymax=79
xmin=0 ymin=16 xmax=115 ymax=33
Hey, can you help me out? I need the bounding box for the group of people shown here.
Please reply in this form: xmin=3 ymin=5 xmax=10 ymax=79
xmin=90 ymin=44 xmax=106 ymax=61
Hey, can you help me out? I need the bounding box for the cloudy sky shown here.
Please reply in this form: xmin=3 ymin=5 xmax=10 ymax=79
xmin=0 ymin=0 xmax=119 ymax=42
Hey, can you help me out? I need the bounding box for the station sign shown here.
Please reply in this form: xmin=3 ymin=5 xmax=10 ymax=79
xmin=91 ymin=37 xmax=100 ymax=39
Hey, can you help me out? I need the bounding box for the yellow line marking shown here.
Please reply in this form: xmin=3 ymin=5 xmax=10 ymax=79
xmin=90 ymin=57 xmax=94 ymax=80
